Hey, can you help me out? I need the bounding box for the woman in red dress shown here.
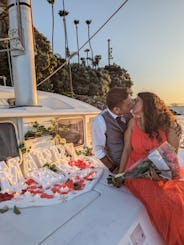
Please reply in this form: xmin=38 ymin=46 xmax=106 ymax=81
xmin=119 ymin=92 xmax=184 ymax=245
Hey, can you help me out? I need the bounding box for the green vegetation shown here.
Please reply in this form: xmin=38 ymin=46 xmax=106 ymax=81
xmin=24 ymin=120 xmax=57 ymax=140
xmin=76 ymin=145 xmax=93 ymax=156
xmin=43 ymin=163 xmax=58 ymax=173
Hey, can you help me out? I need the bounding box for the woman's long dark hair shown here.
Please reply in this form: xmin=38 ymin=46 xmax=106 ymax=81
xmin=138 ymin=92 xmax=176 ymax=140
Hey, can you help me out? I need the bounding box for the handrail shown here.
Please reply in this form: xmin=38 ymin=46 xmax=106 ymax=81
xmin=0 ymin=37 xmax=10 ymax=42
xmin=0 ymin=38 xmax=13 ymax=86
xmin=0 ymin=76 xmax=7 ymax=86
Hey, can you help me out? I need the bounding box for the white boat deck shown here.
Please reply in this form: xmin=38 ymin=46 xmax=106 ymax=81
xmin=0 ymin=169 xmax=168 ymax=245
xmin=1 ymin=150 xmax=184 ymax=245
xmin=0 ymin=86 xmax=100 ymax=118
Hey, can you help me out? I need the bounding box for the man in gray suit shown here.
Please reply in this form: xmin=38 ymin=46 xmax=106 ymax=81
xmin=91 ymin=87 xmax=133 ymax=173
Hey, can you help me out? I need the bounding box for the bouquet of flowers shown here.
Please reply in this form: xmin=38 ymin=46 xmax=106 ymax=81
xmin=107 ymin=141 xmax=181 ymax=186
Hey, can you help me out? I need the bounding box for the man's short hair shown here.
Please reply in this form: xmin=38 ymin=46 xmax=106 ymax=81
xmin=106 ymin=87 xmax=129 ymax=110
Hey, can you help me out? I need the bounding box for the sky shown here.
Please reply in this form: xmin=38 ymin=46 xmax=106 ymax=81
xmin=31 ymin=0 xmax=184 ymax=105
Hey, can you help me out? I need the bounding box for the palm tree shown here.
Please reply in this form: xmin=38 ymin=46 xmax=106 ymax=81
xmin=80 ymin=57 xmax=86 ymax=66
xmin=93 ymin=55 xmax=102 ymax=69
xmin=47 ymin=0 xmax=55 ymax=52
xmin=84 ymin=48 xmax=90 ymax=66
xmin=58 ymin=9 xmax=69 ymax=58
xmin=85 ymin=20 xmax=94 ymax=66
xmin=58 ymin=0 xmax=73 ymax=96
xmin=74 ymin=19 xmax=80 ymax=64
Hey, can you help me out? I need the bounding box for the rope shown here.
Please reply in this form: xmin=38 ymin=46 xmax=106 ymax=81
xmin=37 ymin=0 xmax=129 ymax=87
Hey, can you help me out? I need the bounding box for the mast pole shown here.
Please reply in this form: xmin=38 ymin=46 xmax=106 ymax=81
xmin=7 ymin=0 xmax=37 ymax=106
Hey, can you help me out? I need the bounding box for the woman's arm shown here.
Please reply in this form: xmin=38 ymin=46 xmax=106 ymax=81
xmin=119 ymin=118 xmax=134 ymax=173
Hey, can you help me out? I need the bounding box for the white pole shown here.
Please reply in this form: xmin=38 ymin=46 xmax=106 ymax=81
xmin=7 ymin=0 xmax=37 ymax=106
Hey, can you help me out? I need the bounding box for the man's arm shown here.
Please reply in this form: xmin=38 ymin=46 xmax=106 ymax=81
xmin=166 ymin=124 xmax=181 ymax=153
xmin=173 ymin=120 xmax=182 ymax=139
xmin=91 ymin=114 xmax=116 ymax=171
xmin=100 ymin=155 xmax=116 ymax=172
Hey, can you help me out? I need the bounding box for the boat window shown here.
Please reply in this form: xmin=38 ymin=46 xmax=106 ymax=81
xmin=0 ymin=122 xmax=19 ymax=161
xmin=57 ymin=118 xmax=84 ymax=146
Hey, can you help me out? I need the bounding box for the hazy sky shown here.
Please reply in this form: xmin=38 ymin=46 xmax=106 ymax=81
xmin=32 ymin=0 xmax=184 ymax=104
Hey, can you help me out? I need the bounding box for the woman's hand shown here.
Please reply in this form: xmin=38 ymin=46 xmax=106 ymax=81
xmin=112 ymin=167 xmax=119 ymax=174
xmin=146 ymin=167 xmax=162 ymax=181
xmin=113 ymin=167 xmax=125 ymax=187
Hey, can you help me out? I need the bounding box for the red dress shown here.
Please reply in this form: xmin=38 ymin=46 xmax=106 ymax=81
xmin=125 ymin=119 xmax=184 ymax=245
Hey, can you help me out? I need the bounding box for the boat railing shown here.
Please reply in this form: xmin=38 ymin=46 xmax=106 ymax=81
xmin=0 ymin=75 xmax=7 ymax=86
xmin=0 ymin=37 xmax=10 ymax=42
xmin=0 ymin=38 xmax=13 ymax=86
